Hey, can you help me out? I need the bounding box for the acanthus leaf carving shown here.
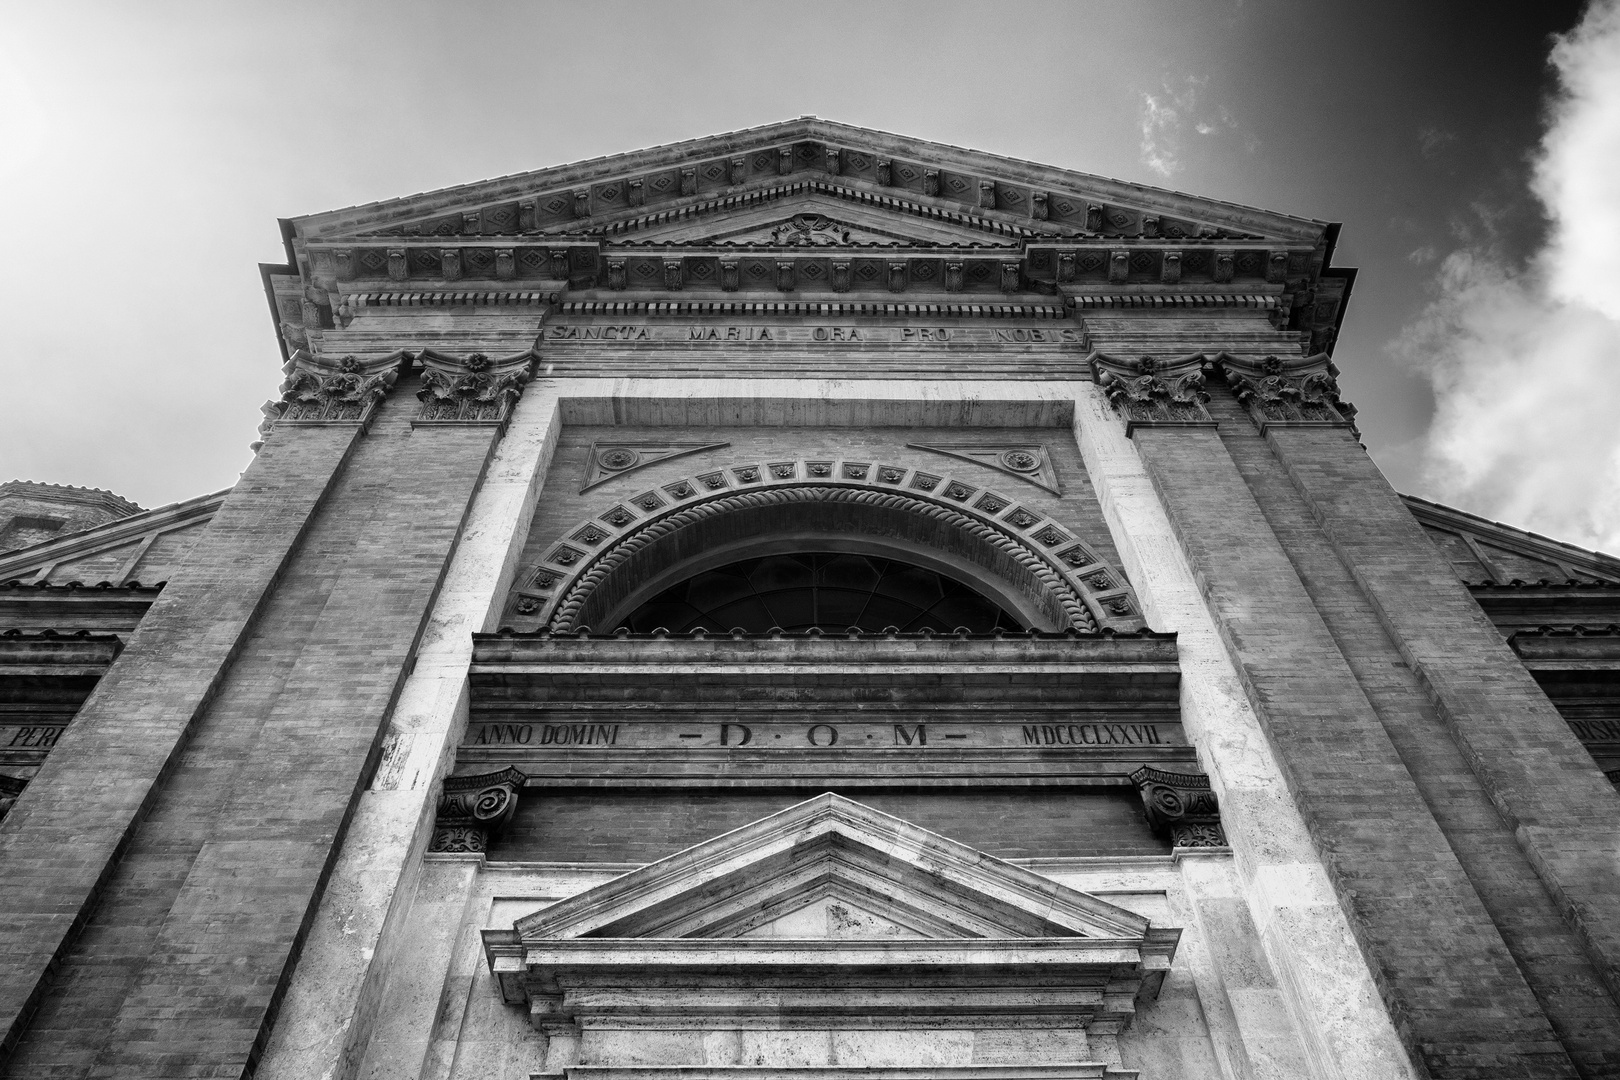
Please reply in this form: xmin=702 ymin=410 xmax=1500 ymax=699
xmin=768 ymin=214 xmax=853 ymax=246
xmin=1129 ymin=766 xmax=1227 ymax=848
xmin=1089 ymin=352 xmax=1213 ymax=431
xmin=429 ymin=766 xmax=527 ymax=853
xmin=272 ymin=350 xmax=404 ymax=426
xmin=415 ymin=349 xmax=536 ymax=424
xmin=1214 ymin=352 xmax=1358 ymax=433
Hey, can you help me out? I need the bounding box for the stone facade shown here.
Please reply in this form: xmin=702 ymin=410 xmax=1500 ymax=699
xmin=2 ymin=119 xmax=1619 ymax=1079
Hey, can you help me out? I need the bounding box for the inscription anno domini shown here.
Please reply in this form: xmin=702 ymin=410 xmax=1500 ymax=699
xmin=463 ymin=720 xmax=1176 ymax=749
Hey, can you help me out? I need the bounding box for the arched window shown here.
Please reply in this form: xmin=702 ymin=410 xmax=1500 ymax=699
xmin=620 ymin=551 xmax=1023 ymax=634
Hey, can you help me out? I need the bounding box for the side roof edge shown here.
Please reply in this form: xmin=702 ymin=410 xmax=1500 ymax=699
xmin=1403 ymin=493 xmax=1620 ymax=583
xmin=0 ymin=488 xmax=231 ymax=585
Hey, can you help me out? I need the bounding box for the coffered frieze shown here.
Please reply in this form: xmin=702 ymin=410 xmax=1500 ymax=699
xmin=309 ymin=242 xmax=1310 ymax=301
xmin=343 ymin=154 xmax=1275 ymax=249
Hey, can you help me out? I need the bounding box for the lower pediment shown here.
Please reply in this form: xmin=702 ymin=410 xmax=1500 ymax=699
xmin=484 ymin=795 xmax=1179 ymax=1053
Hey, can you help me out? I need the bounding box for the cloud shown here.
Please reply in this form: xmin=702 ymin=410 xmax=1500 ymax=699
xmin=1401 ymin=0 xmax=1620 ymax=553
xmin=1417 ymin=126 xmax=1458 ymax=158
xmin=1139 ymin=77 xmax=1237 ymax=179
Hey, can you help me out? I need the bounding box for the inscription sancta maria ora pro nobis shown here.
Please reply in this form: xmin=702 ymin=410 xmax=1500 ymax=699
xmin=544 ymin=324 xmax=1082 ymax=343
xmin=464 ymin=720 xmax=1176 ymax=748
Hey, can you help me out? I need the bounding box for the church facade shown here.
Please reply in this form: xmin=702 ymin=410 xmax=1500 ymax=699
xmin=3 ymin=119 xmax=1620 ymax=1079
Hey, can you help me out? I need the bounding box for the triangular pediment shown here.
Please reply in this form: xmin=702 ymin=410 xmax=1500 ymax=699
xmin=0 ymin=489 xmax=225 ymax=588
xmin=506 ymin=793 xmax=1153 ymax=943
xmin=1404 ymin=495 xmax=1620 ymax=586
xmin=292 ymin=118 xmax=1323 ymax=247
xmin=557 ymin=189 xmax=1033 ymax=250
xmin=483 ymin=795 xmax=1181 ymax=1032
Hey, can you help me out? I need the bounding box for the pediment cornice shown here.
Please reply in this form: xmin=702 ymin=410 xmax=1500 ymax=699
xmin=496 ymin=794 xmax=1161 ymax=944
xmin=482 ymin=794 xmax=1179 ymax=1036
xmin=291 ymin=119 xmax=1324 ymax=247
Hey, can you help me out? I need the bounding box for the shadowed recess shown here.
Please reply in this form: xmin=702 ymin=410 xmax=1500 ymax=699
xmin=620 ymin=551 xmax=1023 ymax=634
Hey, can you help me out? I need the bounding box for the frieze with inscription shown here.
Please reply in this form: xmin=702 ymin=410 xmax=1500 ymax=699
xmin=463 ymin=718 xmax=1182 ymax=750
xmin=545 ymin=324 xmax=1082 ymax=344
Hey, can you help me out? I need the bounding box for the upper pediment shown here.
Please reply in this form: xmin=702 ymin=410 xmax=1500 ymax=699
xmin=291 ymin=118 xmax=1324 ymax=249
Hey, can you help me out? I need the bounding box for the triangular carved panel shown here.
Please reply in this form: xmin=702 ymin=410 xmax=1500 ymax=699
xmin=907 ymin=444 xmax=1061 ymax=496
xmin=587 ymin=192 xmax=1031 ymax=249
xmin=484 ymin=796 xmax=1180 ymax=1048
xmin=580 ymin=442 xmax=730 ymax=493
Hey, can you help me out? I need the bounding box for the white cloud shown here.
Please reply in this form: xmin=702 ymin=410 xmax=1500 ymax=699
xmin=1139 ymin=77 xmax=1234 ymax=179
xmin=1140 ymin=90 xmax=1185 ymax=178
xmin=1403 ymin=0 xmax=1620 ymax=553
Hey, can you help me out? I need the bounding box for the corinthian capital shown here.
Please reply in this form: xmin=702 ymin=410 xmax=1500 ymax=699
xmin=1212 ymin=352 xmax=1358 ymax=433
xmin=415 ymin=349 xmax=537 ymax=424
xmin=1089 ymin=352 xmax=1214 ymax=432
xmin=272 ymin=350 xmax=405 ymax=426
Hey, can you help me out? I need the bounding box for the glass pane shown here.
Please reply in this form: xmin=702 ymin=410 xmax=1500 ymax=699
xmin=620 ymin=551 xmax=1022 ymax=634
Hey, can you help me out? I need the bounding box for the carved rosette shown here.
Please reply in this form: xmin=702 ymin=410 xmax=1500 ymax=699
xmin=1129 ymin=766 xmax=1227 ymax=848
xmin=415 ymin=349 xmax=536 ymax=425
xmin=1214 ymin=352 xmax=1358 ymax=434
xmin=1090 ymin=353 xmax=1214 ymax=432
xmin=429 ymin=767 xmax=527 ymax=853
xmin=272 ymin=350 xmax=403 ymax=426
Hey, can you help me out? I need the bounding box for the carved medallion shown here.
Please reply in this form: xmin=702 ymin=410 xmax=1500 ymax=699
xmin=769 ymin=214 xmax=853 ymax=246
xmin=906 ymin=443 xmax=1062 ymax=495
xmin=579 ymin=442 xmax=731 ymax=493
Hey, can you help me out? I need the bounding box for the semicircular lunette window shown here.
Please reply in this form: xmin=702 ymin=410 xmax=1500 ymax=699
xmin=620 ymin=552 xmax=1024 ymax=634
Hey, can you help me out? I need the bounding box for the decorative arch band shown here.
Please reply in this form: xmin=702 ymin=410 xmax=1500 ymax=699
xmin=506 ymin=459 xmax=1144 ymax=634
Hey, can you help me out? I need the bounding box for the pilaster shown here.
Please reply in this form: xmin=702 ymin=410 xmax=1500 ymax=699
xmin=1071 ymin=382 xmax=1419 ymax=1080
xmin=254 ymin=381 xmax=568 ymax=1080
xmin=73 ymin=374 xmax=518 ymax=1080
xmin=1234 ymin=372 xmax=1620 ymax=1014
xmin=0 ymin=406 xmax=371 ymax=1062
xmin=1090 ymin=380 xmax=1576 ymax=1076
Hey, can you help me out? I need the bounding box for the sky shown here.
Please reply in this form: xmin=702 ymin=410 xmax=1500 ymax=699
xmin=3 ymin=0 xmax=1616 ymax=550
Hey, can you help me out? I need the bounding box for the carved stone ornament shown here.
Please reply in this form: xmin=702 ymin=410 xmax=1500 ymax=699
xmin=770 ymin=214 xmax=852 ymax=246
xmin=1090 ymin=352 xmax=1214 ymax=432
xmin=1213 ymin=352 xmax=1358 ymax=434
xmin=1129 ymin=765 xmax=1227 ymax=848
xmin=578 ymin=441 xmax=731 ymax=492
xmin=415 ymin=349 xmax=536 ymax=424
xmin=428 ymin=766 xmax=527 ymax=853
xmin=906 ymin=443 xmax=1062 ymax=495
xmin=272 ymin=350 xmax=403 ymax=426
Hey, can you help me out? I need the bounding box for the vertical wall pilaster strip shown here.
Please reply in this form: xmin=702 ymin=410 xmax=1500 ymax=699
xmin=0 ymin=423 xmax=362 ymax=1063
xmin=1208 ymin=395 xmax=1620 ymax=1070
xmin=1114 ymin=404 xmax=1575 ymax=1076
xmin=254 ymin=384 xmax=568 ymax=1080
xmin=77 ymin=390 xmax=505 ymax=1079
xmin=1070 ymin=384 xmax=1417 ymax=1080
xmin=1263 ymin=425 xmax=1620 ymax=1002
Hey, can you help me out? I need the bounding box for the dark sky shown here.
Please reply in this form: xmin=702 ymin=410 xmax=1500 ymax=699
xmin=0 ymin=0 xmax=1590 ymax=522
